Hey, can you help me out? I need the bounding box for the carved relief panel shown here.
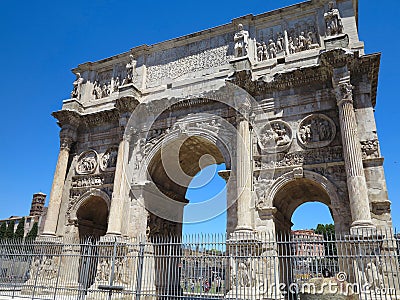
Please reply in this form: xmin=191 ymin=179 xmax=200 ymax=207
xmin=258 ymin=120 xmax=292 ymax=153
xmin=100 ymin=146 xmax=118 ymax=171
xmin=76 ymin=150 xmax=98 ymax=175
xmin=297 ymin=114 xmax=336 ymax=149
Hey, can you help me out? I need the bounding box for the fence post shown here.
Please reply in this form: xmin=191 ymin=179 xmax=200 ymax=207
xmin=135 ymin=241 xmax=145 ymax=300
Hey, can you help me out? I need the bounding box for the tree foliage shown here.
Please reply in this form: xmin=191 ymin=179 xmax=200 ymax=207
xmin=0 ymin=222 xmax=6 ymax=239
xmin=315 ymin=224 xmax=336 ymax=256
xmin=26 ymin=222 xmax=38 ymax=240
xmin=5 ymin=220 xmax=15 ymax=239
xmin=15 ymin=217 xmax=25 ymax=240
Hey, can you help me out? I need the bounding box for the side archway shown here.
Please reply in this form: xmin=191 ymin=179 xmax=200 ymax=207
xmin=264 ymin=169 xmax=348 ymax=233
xmin=69 ymin=188 xmax=111 ymax=239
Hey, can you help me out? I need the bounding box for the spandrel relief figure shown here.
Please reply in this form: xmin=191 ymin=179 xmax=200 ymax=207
xmin=234 ymin=24 xmax=249 ymax=58
xmin=324 ymin=1 xmax=343 ymax=36
xmin=71 ymin=73 xmax=84 ymax=99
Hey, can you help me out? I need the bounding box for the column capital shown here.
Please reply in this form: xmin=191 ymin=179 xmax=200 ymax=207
xmin=59 ymin=136 xmax=74 ymax=151
xmin=334 ymin=81 xmax=354 ymax=106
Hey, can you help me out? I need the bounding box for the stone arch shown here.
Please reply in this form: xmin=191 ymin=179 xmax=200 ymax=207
xmin=265 ymin=169 xmax=346 ymax=233
xmin=69 ymin=188 xmax=111 ymax=239
xmin=69 ymin=188 xmax=111 ymax=222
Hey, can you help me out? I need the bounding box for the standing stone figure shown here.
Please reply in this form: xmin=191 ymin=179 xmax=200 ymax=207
xmin=234 ymin=24 xmax=249 ymax=57
xmin=122 ymin=54 xmax=136 ymax=85
xmin=71 ymin=73 xmax=84 ymax=99
xmin=268 ymin=39 xmax=277 ymax=58
xmin=324 ymin=1 xmax=343 ymax=36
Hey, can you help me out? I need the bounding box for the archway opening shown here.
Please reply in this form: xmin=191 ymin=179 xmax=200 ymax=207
xmin=272 ymin=177 xmax=339 ymax=298
xmin=292 ymin=202 xmax=334 ymax=230
xmin=183 ymin=163 xmax=227 ymax=236
xmin=273 ymin=178 xmax=335 ymax=234
xmin=76 ymin=196 xmax=109 ymax=289
xmin=145 ymin=135 xmax=229 ymax=296
xmin=146 ymin=135 xmax=228 ymax=238
xmin=76 ymin=195 xmax=109 ymax=240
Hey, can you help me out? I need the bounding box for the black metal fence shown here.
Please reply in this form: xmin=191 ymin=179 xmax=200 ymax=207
xmin=0 ymin=229 xmax=399 ymax=299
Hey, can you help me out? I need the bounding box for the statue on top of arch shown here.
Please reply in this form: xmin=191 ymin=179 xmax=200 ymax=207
xmin=324 ymin=1 xmax=344 ymax=36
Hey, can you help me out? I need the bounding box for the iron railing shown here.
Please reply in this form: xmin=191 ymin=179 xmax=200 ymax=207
xmin=0 ymin=229 xmax=399 ymax=299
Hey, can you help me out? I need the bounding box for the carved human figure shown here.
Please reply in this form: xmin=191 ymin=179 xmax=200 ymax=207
xmin=237 ymin=260 xmax=251 ymax=287
xmin=97 ymin=259 xmax=110 ymax=282
xmin=257 ymin=42 xmax=263 ymax=61
xmin=262 ymin=42 xmax=268 ymax=59
xmin=234 ymin=24 xmax=249 ymax=57
xmin=71 ymin=73 xmax=84 ymax=99
xmin=113 ymin=76 xmax=120 ymax=92
xmin=298 ymin=32 xmax=307 ymax=51
xmin=288 ymin=37 xmax=296 ymax=54
xmin=92 ymin=80 xmax=102 ymax=99
xmin=268 ymin=39 xmax=277 ymax=58
xmin=276 ymin=32 xmax=284 ymax=52
xmin=324 ymin=1 xmax=343 ymax=36
xmin=122 ymin=55 xmax=136 ymax=85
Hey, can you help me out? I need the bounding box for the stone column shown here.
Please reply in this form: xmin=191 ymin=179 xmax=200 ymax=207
xmin=333 ymin=72 xmax=374 ymax=230
xmin=106 ymin=134 xmax=130 ymax=236
xmin=42 ymin=134 xmax=75 ymax=237
xmin=235 ymin=111 xmax=253 ymax=232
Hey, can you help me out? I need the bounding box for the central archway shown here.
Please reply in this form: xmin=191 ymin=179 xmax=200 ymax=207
xmin=146 ymin=134 xmax=228 ymax=237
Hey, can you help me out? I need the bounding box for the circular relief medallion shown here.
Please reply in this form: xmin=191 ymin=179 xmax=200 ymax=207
xmin=297 ymin=114 xmax=336 ymax=149
xmin=258 ymin=120 xmax=292 ymax=153
xmin=76 ymin=150 xmax=98 ymax=175
xmin=100 ymin=146 xmax=118 ymax=171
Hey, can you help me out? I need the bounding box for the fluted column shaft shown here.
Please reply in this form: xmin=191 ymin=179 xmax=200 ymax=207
xmin=42 ymin=137 xmax=73 ymax=236
xmin=106 ymin=135 xmax=130 ymax=236
xmin=235 ymin=116 xmax=253 ymax=231
xmin=334 ymin=76 xmax=373 ymax=229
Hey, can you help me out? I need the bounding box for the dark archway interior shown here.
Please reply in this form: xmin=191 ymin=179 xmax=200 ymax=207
xmin=273 ymin=178 xmax=333 ymax=234
xmin=76 ymin=196 xmax=109 ymax=239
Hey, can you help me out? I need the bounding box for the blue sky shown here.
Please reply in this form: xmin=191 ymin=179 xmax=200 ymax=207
xmin=0 ymin=1 xmax=398 ymax=233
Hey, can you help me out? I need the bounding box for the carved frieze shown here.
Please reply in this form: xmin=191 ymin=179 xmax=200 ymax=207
xmin=76 ymin=150 xmax=98 ymax=175
xmin=146 ymin=44 xmax=232 ymax=86
xmin=255 ymin=146 xmax=344 ymax=169
xmin=258 ymin=120 xmax=292 ymax=153
xmin=100 ymin=146 xmax=118 ymax=171
xmin=361 ymin=140 xmax=379 ymax=159
xmin=297 ymin=114 xmax=336 ymax=149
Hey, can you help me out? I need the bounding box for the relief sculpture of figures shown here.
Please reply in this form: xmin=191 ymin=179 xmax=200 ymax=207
xmin=234 ymin=24 xmax=249 ymax=58
xmin=71 ymin=73 xmax=84 ymax=99
xmin=259 ymin=121 xmax=292 ymax=152
xmin=324 ymin=1 xmax=343 ymax=36
xmin=298 ymin=114 xmax=336 ymax=148
xmin=76 ymin=150 xmax=98 ymax=175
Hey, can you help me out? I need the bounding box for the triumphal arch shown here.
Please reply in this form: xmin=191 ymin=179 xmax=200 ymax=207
xmin=27 ymin=0 xmax=399 ymax=298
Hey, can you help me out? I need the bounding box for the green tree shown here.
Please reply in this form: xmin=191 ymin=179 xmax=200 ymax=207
xmin=315 ymin=224 xmax=336 ymax=256
xmin=26 ymin=222 xmax=38 ymax=240
xmin=5 ymin=220 xmax=15 ymax=239
xmin=0 ymin=222 xmax=6 ymax=239
xmin=14 ymin=217 xmax=25 ymax=240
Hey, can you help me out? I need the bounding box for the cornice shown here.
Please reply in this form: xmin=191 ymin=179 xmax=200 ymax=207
xmin=228 ymin=49 xmax=381 ymax=101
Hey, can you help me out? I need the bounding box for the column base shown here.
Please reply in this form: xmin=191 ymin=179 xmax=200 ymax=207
xmin=350 ymin=220 xmax=376 ymax=236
